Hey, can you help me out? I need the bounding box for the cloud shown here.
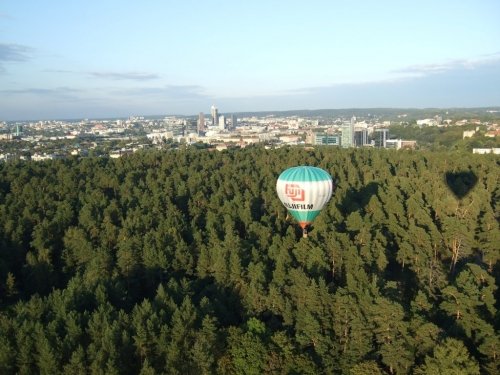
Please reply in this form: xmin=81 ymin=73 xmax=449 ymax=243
xmin=392 ymin=52 xmax=500 ymax=77
xmin=215 ymin=56 xmax=500 ymax=113
xmin=0 ymin=43 xmax=33 ymax=62
xmin=0 ymin=86 xmax=80 ymax=94
xmin=281 ymin=51 xmax=500 ymax=104
xmin=117 ymin=84 xmax=209 ymax=100
xmin=0 ymin=43 xmax=33 ymax=74
xmin=43 ymin=69 xmax=76 ymax=74
xmin=88 ymin=71 xmax=160 ymax=81
xmin=42 ymin=69 xmax=160 ymax=82
xmin=0 ymin=86 xmax=83 ymax=101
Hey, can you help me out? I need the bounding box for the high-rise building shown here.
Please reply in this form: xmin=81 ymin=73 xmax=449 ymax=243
xmin=219 ymin=115 xmax=226 ymax=130
xmin=211 ymin=105 xmax=218 ymax=126
xmin=15 ymin=124 xmax=22 ymax=137
xmin=341 ymin=124 xmax=353 ymax=147
xmin=375 ymin=129 xmax=389 ymax=148
xmin=375 ymin=128 xmax=389 ymax=148
xmin=231 ymin=114 xmax=237 ymax=130
xmin=341 ymin=117 xmax=355 ymax=148
xmin=198 ymin=112 xmax=205 ymax=134
xmin=354 ymin=129 xmax=368 ymax=146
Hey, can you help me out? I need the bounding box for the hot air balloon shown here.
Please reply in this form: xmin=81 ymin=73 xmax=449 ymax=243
xmin=276 ymin=166 xmax=334 ymax=237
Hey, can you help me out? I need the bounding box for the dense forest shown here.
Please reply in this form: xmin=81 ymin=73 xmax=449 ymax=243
xmin=0 ymin=146 xmax=498 ymax=374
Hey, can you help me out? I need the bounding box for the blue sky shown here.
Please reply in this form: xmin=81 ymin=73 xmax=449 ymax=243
xmin=1 ymin=0 xmax=499 ymax=120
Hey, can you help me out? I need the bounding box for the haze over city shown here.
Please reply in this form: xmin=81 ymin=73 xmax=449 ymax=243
xmin=1 ymin=0 xmax=500 ymax=120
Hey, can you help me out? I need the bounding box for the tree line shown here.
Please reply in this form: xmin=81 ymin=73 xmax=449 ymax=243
xmin=0 ymin=145 xmax=498 ymax=374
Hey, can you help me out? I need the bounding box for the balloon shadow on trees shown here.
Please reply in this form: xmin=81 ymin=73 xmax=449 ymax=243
xmin=444 ymin=170 xmax=478 ymax=200
xmin=193 ymin=277 xmax=245 ymax=327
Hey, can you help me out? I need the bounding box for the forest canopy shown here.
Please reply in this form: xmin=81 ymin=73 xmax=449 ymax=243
xmin=0 ymin=146 xmax=498 ymax=374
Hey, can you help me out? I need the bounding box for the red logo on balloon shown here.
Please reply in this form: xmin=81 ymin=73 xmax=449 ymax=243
xmin=285 ymin=184 xmax=305 ymax=201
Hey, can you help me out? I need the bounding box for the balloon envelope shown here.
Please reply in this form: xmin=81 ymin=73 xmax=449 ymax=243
xmin=276 ymin=166 xmax=333 ymax=229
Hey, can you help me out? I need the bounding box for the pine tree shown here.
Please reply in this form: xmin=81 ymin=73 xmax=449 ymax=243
xmin=372 ymin=297 xmax=414 ymax=374
xmin=0 ymin=335 xmax=15 ymax=374
xmin=226 ymin=326 xmax=268 ymax=375
xmin=190 ymin=316 xmax=218 ymax=375
xmin=5 ymin=272 xmax=17 ymax=298
xmin=414 ymin=338 xmax=480 ymax=375
xmin=63 ymin=346 xmax=87 ymax=375
xmin=35 ymin=331 xmax=60 ymax=375
xmin=349 ymin=361 xmax=384 ymax=375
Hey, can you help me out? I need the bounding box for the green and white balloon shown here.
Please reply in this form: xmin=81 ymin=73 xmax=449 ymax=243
xmin=276 ymin=166 xmax=334 ymax=236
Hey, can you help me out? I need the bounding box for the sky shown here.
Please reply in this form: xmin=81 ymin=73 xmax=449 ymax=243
xmin=1 ymin=0 xmax=500 ymax=120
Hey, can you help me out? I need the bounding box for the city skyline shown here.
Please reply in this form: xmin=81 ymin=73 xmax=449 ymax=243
xmin=1 ymin=1 xmax=500 ymax=120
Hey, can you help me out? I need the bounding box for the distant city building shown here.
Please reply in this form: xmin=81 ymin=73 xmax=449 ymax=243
xmin=354 ymin=129 xmax=368 ymax=146
xmin=109 ymin=149 xmax=133 ymax=158
xmin=341 ymin=116 xmax=355 ymax=147
xmin=15 ymin=124 xmax=23 ymax=137
xmin=219 ymin=115 xmax=226 ymax=130
xmin=385 ymin=139 xmax=417 ymax=150
xmin=375 ymin=128 xmax=389 ymax=148
xmin=485 ymin=129 xmax=500 ymax=137
xmin=311 ymin=132 xmax=340 ymax=146
xmin=0 ymin=152 xmax=16 ymax=161
xmin=211 ymin=105 xmax=219 ymax=126
xmin=0 ymin=133 xmax=13 ymax=140
xmin=181 ymin=119 xmax=197 ymax=136
xmin=146 ymin=131 xmax=174 ymax=144
xmin=231 ymin=114 xmax=237 ymax=130
xmin=473 ymin=148 xmax=500 ymax=154
xmin=400 ymin=140 xmax=417 ymax=149
xmin=417 ymin=118 xmax=439 ymax=126
xmin=463 ymin=129 xmax=476 ymax=139
xmin=198 ymin=112 xmax=205 ymax=134
xmin=31 ymin=152 xmax=64 ymax=161
xmin=278 ymin=135 xmax=301 ymax=144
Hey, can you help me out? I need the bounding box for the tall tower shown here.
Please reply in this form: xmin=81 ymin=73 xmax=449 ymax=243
xmin=219 ymin=115 xmax=226 ymax=130
xmin=341 ymin=124 xmax=352 ymax=147
xmin=198 ymin=112 xmax=205 ymax=134
xmin=231 ymin=114 xmax=237 ymax=130
xmin=341 ymin=117 xmax=355 ymax=148
xmin=211 ymin=105 xmax=218 ymax=126
xmin=376 ymin=128 xmax=388 ymax=148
